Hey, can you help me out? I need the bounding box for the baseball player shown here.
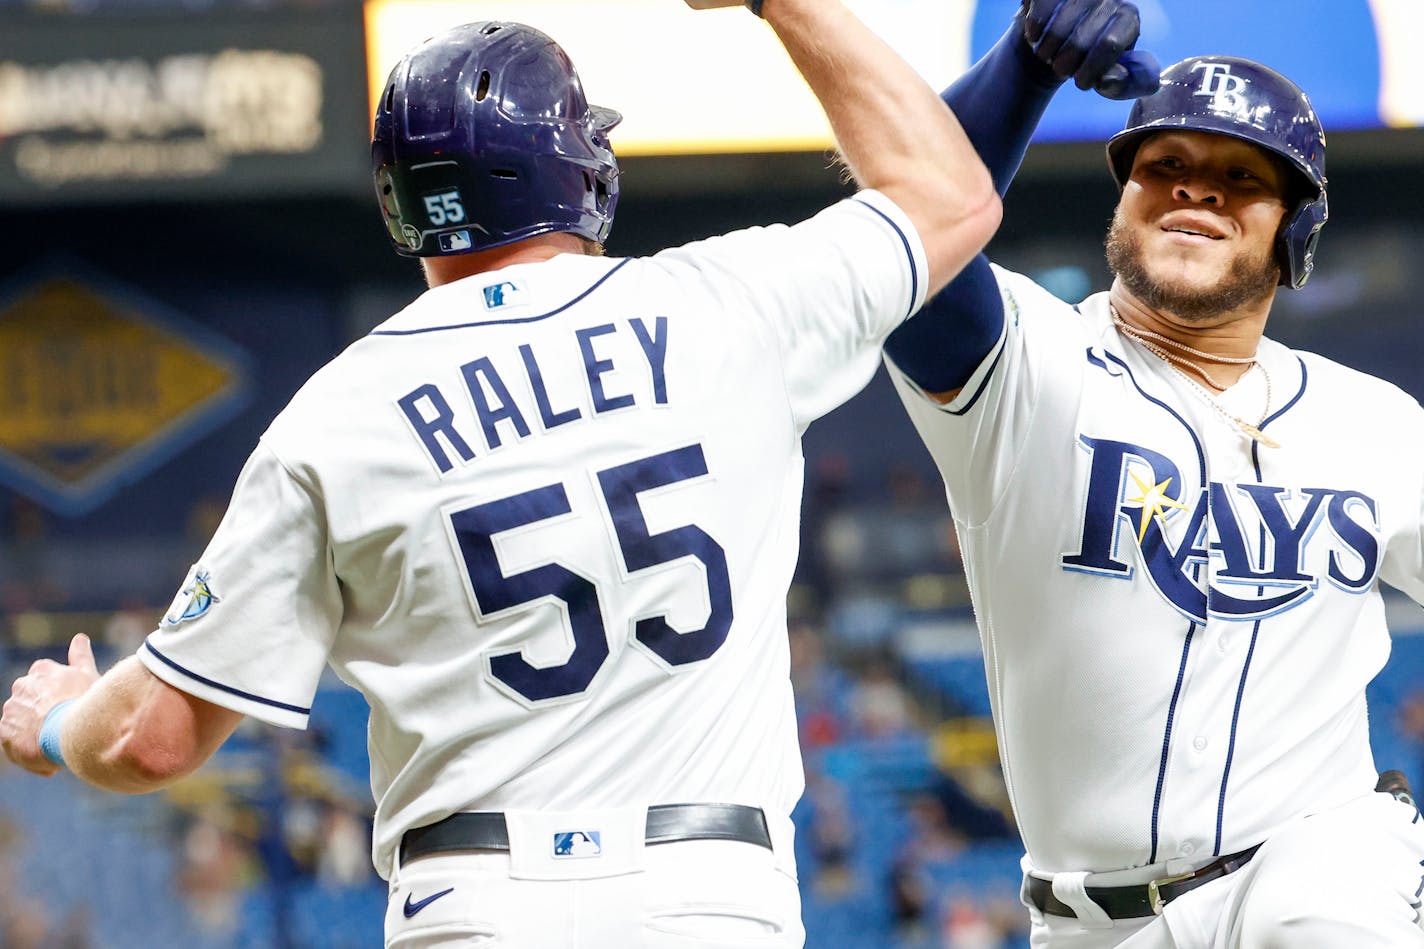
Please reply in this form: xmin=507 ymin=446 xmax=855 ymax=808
xmin=0 ymin=1 xmax=1002 ymax=946
xmin=881 ymin=1 xmax=1424 ymax=946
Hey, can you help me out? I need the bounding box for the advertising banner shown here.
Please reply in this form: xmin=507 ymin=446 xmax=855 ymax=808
xmin=0 ymin=10 xmax=370 ymax=204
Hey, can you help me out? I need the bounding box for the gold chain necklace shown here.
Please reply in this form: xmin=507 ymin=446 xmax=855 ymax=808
xmin=1109 ymin=307 xmax=1257 ymax=391
xmin=1109 ymin=305 xmax=1280 ymax=449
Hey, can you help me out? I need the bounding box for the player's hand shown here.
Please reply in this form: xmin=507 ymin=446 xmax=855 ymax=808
xmin=0 ymin=634 xmax=101 ymax=776
xmin=1019 ymin=0 xmax=1161 ymax=99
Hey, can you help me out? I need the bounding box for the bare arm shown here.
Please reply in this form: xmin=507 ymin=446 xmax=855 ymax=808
xmin=1 ymin=634 xmax=244 ymax=793
xmin=762 ymin=0 xmax=1001 ymax=295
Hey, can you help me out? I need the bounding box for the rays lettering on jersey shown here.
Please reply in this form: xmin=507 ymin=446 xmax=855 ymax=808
xmin=1061 ymin=437 xmax=1380 ymax=623
xmin=396 ymin=317 xmax=669 ymax=473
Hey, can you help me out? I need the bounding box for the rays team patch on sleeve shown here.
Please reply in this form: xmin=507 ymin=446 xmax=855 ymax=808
xmin=162 ymin=565 xmax=221 ymax=627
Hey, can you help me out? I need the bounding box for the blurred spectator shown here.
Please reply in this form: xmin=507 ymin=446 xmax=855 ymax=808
xmin=801 ymin=767 xmax=857 ymax=899
xmin=178 ymin=804 xmax=257 ymax=935
xmin=849 ymin=654 xmax=918 ymax=739
xmin=100 ymin=598 xmax=154 ymax=657
xmin=0 ymin=814 xmax=92 ymax=947
xmin=2 ymin=496 xmax=65 ymax=617
xmin=797 ymin=451 xmax=853 ymax=599
xmin=316 ymin=806 xmax=374 ymax=887
xmin=889 ymin=793 xmax=966 ymax=944
xmin=1397 ymin=688 xmax=1424 ymax=789
xmin=940 ymin=898 xmax=1001 ymax=949
xmin=924 ymin=770 xmax=1015 ymax=842
xmin=789 ymin=618 xmax=851 ymax=749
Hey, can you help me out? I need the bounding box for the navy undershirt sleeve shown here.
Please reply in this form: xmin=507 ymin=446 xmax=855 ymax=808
xmin=884 ymin=24 xmax=1063 ymax=394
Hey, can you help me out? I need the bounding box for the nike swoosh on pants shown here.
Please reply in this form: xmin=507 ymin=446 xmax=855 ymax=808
xmin=403 ymin=887 xmax=455 ymax=918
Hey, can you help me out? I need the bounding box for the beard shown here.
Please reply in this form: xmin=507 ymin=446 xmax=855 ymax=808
xmin=1104 ymin=210 xmax=1280 ymax=322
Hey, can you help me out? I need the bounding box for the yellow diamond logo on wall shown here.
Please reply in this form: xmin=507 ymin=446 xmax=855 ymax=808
xmin=0 ymin=270 xmax=251 ymax=514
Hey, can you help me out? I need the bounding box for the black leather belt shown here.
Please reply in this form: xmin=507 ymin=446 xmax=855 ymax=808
xmin=1026 ymin=844 xmax=1262 ymax=919
xmin=400 ymin=803 xmax=772 ymax=866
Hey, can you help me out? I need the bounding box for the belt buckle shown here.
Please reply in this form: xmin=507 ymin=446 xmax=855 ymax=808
xmin=1146 ymin=869 xmax=1196 ymax=915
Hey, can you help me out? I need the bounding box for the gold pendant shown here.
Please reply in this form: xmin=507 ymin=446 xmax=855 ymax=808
xmin=1237 ymin=421 xmax=1280 ymax=449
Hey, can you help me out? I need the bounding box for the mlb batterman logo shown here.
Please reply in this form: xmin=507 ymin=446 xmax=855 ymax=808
xmin=163 ymin=567 xmax=221 ymax=627
xmin=552 ymin=830 xmax=602 ymax=858
xmin=482 ymin=280 xmax=527 ymax=310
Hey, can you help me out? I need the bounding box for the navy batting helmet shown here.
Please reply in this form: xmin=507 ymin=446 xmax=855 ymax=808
xmin=372 ymin=22 xmax=621 ymax=257
xmin=1106 ymin=56 xmax=1328 ymax=289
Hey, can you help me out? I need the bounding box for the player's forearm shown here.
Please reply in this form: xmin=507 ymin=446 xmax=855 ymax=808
xmin=762 ymin=0 xmax=1000 ymax=293
xmin=940 ymin=23 xmax=1063 ymax=197
xmin=61 ymin=659 xmax=230 ymax=794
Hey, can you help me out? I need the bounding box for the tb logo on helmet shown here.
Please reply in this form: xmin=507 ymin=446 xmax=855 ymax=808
xmin=1191 ymin=62 xmax=1250 ymax=114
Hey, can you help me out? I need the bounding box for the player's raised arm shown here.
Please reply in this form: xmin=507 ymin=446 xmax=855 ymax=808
xmin=884 ymin=0 xmax=1159 ymax=401
xmin=756 ymin=0 xmax=1000 ymax=296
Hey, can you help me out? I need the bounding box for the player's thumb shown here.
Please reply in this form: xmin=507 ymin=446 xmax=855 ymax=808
xmin=1095 ymin=49 xmax=1161 ymax=100
xmin=69 ymin=633 xmax=99 ymax=676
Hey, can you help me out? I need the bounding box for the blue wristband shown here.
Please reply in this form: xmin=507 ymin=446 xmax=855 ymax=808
xmin=39 ymin=698 xmax=76 ymax=767
xmin=746 ymin=0 xmax=763 ymax=15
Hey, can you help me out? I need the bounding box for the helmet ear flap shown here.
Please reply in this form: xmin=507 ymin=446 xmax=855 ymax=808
xmin=1279 ymin=193 xmax=1328 ymax=290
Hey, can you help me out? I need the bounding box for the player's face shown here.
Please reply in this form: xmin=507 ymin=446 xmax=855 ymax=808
xmin=1105 ymin=131 xmax=1291 ymax=323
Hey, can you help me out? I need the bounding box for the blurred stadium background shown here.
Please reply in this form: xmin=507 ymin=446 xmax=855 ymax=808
xmin=1 ymin=0 xmax=1422 ymax=946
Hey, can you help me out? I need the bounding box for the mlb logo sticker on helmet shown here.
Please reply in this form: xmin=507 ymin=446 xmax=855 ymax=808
xmin=439 ymin=231 xmax=473 ymax=254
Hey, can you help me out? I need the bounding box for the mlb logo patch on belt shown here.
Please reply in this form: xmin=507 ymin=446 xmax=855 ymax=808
xmin=552 ymin=830 xmax=602 ymax=858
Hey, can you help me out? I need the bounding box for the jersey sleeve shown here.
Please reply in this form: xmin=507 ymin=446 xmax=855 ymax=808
xmin=139 ymin=441 xmax=342 ymax=729
xmin=885 ymin=264 xmax=1087 ymax=527
xmin=651 ymin=189 xmax=928 ymax=429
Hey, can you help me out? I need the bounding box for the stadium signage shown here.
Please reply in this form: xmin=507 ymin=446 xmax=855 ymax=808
xmin=0 ymin=11 xmax=368 ymax=203
xmin=0 ymin=264 xmax=252 ymax=514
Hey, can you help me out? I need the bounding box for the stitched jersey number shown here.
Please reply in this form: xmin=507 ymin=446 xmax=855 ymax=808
xmin=450 ymin=444 xmax=733 ymax=702
xmin=423 ymin=191 xmax=466 ymax=226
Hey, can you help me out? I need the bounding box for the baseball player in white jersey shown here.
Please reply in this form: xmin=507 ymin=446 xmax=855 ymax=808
xmin=0 ymin=1 xmax=1001 ymax=945
xmin=881 ymin=1 xmax=1424 ymax=946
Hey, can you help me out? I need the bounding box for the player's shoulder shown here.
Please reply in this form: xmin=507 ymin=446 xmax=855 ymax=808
xmin=1287 ymin=344 xmax=1424 ymax=424
xmin=1287 ymin=346 xmax=1424 ymax=438
xmin=985 ymin=262 xmax=1099 ymax=334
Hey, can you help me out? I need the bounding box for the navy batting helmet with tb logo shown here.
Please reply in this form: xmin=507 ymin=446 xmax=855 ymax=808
xmin=372 ymin=22 xmax=622 ymax=258
xmin=1106 ymin=56 xmax=1328 ymax=290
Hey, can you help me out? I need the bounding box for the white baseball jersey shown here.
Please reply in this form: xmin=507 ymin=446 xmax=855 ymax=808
xmin=888 ymin=264 xmax=1424 ymax=875
xmin=140 ymin=190 xmax=928 ymax=880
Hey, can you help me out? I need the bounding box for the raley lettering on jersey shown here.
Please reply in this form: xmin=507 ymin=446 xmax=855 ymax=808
xmin=1061 ymin=437 xmax=1380 ymax=623
xmin=395 ymin=317 xmax=669 ymax=472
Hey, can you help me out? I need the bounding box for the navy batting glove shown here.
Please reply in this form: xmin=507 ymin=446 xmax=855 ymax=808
xmin=1020 ymin=0 xmax=1157 ymax=99
xmin=1094 ymin=49 xmax=1160 ymax=100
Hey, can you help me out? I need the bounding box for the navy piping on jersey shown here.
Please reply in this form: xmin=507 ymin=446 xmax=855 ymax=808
xmin=1096 ymin=349 xmax=1208 ymax=863
xmin=1149 ymin=622 xmax=1198 ymax=865
xmin=944 ymin=342 xmax=1006 ymax=417
xmin=144 ymin=642 xmax=311 ymax=716
xmin=369 ymin=258 xmax=633 ymax=336
xmin=1215 ymin=618 xmax=1264 ymax=855
xmin=1251 ymin=357 xmax=1309 ymax=477
xmin=1100 ymin=351 xmax=1208 ymax=484
xmin=1217 ymin=357 xmax=1305 ymax=850
xmin=1412 ymin=860 xmax=1423 ymax=924
xmin=851 ymin=196 xmax=919 ymax=321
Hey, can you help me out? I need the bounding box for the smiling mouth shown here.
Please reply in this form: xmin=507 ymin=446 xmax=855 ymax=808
xmin=1163 ymin=226 xmax=1223 ymax=240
